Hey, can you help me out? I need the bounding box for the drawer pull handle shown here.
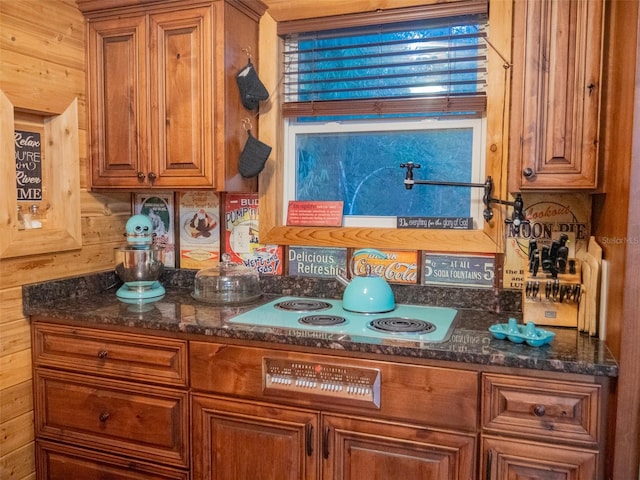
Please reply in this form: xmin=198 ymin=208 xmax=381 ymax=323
xmin=97 ymin=350 xmax=108 ymax=359
xmin=98 ymin=412 xmax=110 ymax=422
xmin=533 ymin=405 xmax=546 ymax=417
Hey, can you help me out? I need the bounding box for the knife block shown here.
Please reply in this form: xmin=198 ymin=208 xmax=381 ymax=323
xmin=521 ymin=262 xmax=581 ymax=328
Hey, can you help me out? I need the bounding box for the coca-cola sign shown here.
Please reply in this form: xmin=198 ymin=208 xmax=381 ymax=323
xmin=15 ymin=130 xmax=42 ymax=201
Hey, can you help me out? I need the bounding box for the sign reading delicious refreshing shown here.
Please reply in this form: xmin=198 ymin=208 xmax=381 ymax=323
xmin=15 ymin=130 xmax=42 ymax=201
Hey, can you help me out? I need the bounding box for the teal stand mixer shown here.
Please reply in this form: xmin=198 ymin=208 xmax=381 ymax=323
xmin=114 ymin=214 xmax=166 ymax=302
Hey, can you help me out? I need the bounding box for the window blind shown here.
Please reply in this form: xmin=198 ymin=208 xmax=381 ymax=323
xmin=281 ymin=3 xmax=488 ymax=118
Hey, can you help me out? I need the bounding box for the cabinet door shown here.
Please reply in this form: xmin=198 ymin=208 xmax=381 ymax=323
xmin=510 ymin=0 xmax=604 ymax=189
xmin=87 ymin=15 xmax=148 ymax=188
xmin=322 ymin=414 xmax=476 ymax=480
xmin=148 ymin=6 xmax=214 ymax=188
xmin=482 ymin=436 xmax=597 ymax=480
xmin=191 ymin=394 xmax=319 ymax=480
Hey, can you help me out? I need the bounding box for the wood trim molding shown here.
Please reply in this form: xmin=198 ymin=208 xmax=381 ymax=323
xmin=276 ymin=0 xmax=487 ymax=35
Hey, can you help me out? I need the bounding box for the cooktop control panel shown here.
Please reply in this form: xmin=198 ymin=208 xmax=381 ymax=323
xmin=263 ymin=358 xmax=381 ymax=408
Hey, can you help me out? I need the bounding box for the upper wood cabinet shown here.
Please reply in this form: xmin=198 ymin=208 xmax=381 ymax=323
xmin=78 ymin=0 xmax=267 ymax=191
xmin=509 ymin=0 xmax=604 ymax=190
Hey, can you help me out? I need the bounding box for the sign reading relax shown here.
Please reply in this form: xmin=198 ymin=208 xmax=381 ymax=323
xmin=15 ymin=129 xmax=42 ymax=201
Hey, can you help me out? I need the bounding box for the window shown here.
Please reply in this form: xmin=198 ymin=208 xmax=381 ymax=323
xmin=285 ymin=118 xmax=485 ymax=227
xmin=281 ymin=3 xmax=488 ymax=228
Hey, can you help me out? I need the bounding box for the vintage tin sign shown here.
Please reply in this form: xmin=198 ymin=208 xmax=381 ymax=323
xmin=288 ymin=246 xmax=347 ymax=277
xmin=224 ymin=193 xmax=283 ymax=275
xmin=179 ymin=191 xmax=221 ymax=269
xmin=503 ymin=193 xmax=591 ymax=290
xmin=423 ymin=254 xmax=495 ymax=288
xmin=351 ymin=250 xmax=418 ymax=285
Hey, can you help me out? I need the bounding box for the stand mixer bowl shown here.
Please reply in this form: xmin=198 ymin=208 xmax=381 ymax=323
xmin=115 ymin=246 xmax=165 ymax=290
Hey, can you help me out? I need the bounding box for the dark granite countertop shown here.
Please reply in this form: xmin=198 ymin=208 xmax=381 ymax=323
xmin=23 ymin=270 xmax=618 ymax=377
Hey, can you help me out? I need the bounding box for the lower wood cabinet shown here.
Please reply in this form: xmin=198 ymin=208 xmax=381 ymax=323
xmin=481 ymin=373 xmax=607 ymax=480
xmin=482 ymin=436 xmax=597 ymax=480
xmin=191 ymin=394 xmax=476 ymax=480
xmin=31 ymin=321 xmax=611 ymax=480
xmin=191 ymin=395 xmax=318 ymax=480
xmin=32 ymin=322 xmax=190 ymax=479
xmin=323 ymin=414 xmax=475 ymax=480
xmin=36 ymin=440 xmax=189 ymax=480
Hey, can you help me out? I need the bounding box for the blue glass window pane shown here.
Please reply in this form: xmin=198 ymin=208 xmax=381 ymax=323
xmin=295 ymin=129 xmax=474 ymax=217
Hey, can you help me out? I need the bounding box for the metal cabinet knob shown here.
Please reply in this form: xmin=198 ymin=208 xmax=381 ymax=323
xmin=148 ymin=172 xmax=157 ymax=183
xmin=137 ymin=172 xmax=146 ymax=181
xmin=533 ymin=404 xmax=546 ymax=417
xmin=97 ymin=350 xmax=108 ymax=360
xmin=98 ymin=412 xmax=110 ymax=422
xmin=522 ymin=167 xmax=535 ymax=179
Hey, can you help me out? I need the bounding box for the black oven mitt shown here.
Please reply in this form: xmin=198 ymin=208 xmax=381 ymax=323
xmin=239 ymin=130 xmax=272 ymax=178
xmin=236 ymin=61 xmax=269 ymax=111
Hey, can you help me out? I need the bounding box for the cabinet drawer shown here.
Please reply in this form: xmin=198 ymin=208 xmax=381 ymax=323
xmin=32 ymin=322 xmax=188 ymax=387
xmin=34 ymin=369 xmax=189 ymax=467
xmin=191 ymin=342 xmax=479 ymax=431
xmin=482 ymin=374 xmax=601 ymax=445
xmin=36 ymin=440 xmax=189 ymax=480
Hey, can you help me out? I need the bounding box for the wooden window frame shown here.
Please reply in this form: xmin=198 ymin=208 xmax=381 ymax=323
xmin=258 ymin=0 xmax=512 ymax=254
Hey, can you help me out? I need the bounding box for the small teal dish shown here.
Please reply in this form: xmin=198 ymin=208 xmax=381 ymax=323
xmin=489 ymin=318 xmax=555 ymax=347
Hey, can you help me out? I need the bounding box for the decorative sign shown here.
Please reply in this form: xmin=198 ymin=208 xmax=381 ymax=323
xmin=15 ymin=130 xmax=42 ymax=201
xmin=225 ymin=193 xmax=283 ymax=275
xmin=288 ymin=246 xmax=346 ymax=277
xmin=134 ymin=192 xmax=175 ymax=268
xmin=179 ymin=191 xmax=220 ymax=269
xmin=397 ymin=216 xmax=473 ymax=230
xmin=503 ymin=194 xmax=591 ymax=290
xmin=352 ymin=250 xmax=418 ymax=285
xmin=287 ymin=201 xmax=343 ymax=226
xmin=423 ymin=254 xmax=495 ymax=288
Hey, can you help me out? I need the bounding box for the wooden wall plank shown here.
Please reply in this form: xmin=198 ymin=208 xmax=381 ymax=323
xmin=0 ymin=242 xmax=120 ymax=290
xmin=0 ymin=381 xmax=33 ymax=424
xmin=0 ymin=442 xmax=35 ymax=480
xmin=0 ymin=412 xmax=34 ymax=457
xmin=0 ymin=350 xmax=31 ymax=390
xmin=0 ymin=288 xmax=23 ymax=324
xmin=0 ymin=319 xmax=31 ymax=357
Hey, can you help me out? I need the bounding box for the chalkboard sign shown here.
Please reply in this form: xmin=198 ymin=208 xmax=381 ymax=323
xmin=15 ymin=130 xmax=42 ymax=201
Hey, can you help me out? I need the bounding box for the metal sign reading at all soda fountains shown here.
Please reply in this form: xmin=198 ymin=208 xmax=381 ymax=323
xmin=423 ymin=254 xmax=495 ymax=288
xmin=15 ymin=130 xmax=42 ymax=201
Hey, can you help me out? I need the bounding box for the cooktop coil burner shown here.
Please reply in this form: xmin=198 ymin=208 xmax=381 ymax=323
xmin=299 ymin=315 xmax=347 ymax=327
xmin=275 ymin=299 xmax=332 ymax=312
xmin=368 ymin=317 xmax=436 ymax=334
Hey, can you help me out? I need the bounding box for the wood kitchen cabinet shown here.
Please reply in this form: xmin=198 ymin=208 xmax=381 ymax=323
xmin=191 ymin=395 xmax=319 ymax=480
xmin=509 ymin=0 xmax=604 ymax=190
xmin=189 ymin=341 xmax=478 ymax=480
xmin=31 ymin=322 xmax=190 ymax=479
xmin=191 ymin=395 xmax=476 ymax=480
xmin=480 ymin=373 xmax=608 ymax=480
xmin=78 ymin=0 xmax=266 ymax=191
